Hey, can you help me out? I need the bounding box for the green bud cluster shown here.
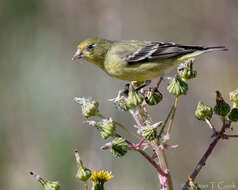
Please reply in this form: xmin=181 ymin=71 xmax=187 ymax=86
xmin=178 ymin=59 xmax=197 ymax=82
xmin=145 ymin=88 xmax=163 ymax=106
xmin=74 ymin=97 xmax=100 ymax=118
xmin=141 ymin=125 xmax=157 ymax=141
xmin=111 ymin=138 xmax=128 ymax=157
xmin=30 ymin=172 xmax=60 ymax=190
xmin=167 ymin=75 xmax=188 ymax=96
xmin=126 ymin=85 xmax=145 ymax=109
xmin=228 ymin=108 xmax=238 ymax=122
xmin=43 ymin=181 xmax=61 ymax=190
xmin=118 ymin=99 xmax=130 ymax=111
xmin=76 ymin=163 xmax=92 ymax=183
xmin=214 ymin=91 xmax=230 ymax=117
xmin=195 ymin=102 xmax=213 ymax=121
xmin=102 ymin=138 xmax=128 ymax=158
xmin=195 ymin=89 xmax=238 ymax=122
xmin=229 ymin=88 xmax=238 ymax=108
xmin=75 ymin=150 xmax=91 ymax=183
xmin=96 ymin=118 xmax=116 ymax=139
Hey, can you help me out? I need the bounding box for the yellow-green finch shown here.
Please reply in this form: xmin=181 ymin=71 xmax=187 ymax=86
xmin=72 ymin=37 xmax=227 ymax=81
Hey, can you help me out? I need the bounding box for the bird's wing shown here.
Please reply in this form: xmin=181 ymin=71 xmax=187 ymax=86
xmin=125 ymin=41 xmax=205 ymax=64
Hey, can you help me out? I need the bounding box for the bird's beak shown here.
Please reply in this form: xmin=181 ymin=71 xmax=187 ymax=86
xmin=72 ymin=49 xmax=82 ymax=61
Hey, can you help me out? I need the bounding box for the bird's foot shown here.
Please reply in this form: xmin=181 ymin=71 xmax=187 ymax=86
xmin=133 ymin=80 xmax=151 ymax=91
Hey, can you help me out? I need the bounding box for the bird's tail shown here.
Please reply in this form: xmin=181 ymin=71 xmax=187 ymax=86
xmin=204 ymin=46 xmax=228 ymax=53
xmin=177 ymin=46 xmax=227 ymax=62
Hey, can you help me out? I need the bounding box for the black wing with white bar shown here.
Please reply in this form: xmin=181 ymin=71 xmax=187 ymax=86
xmin=125 ymin=42 xmax=207 ymax=64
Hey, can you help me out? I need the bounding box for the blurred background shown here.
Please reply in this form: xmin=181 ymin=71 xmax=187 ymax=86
xmin=0 ymin=0 xmax=238 ymax=189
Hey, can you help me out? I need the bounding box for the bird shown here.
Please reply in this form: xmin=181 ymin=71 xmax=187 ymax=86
xmin=72 ymin=37 xmax=227 ymax=82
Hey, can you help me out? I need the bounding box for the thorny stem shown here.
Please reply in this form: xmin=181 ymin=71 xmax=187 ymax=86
xmin=182 ymin=118 xmax=231 ymax=190
xmin=165 ymin=96 xmax=179 ymax=140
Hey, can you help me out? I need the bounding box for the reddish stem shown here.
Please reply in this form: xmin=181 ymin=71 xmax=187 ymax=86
xmin=136 ymin=137 xmax=145 ymax=149
xmin=182 ymin=119 xmax=231 ymax=190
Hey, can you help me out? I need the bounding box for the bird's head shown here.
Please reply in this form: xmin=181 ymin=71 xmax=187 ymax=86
xmin=72 ymin=37 xmax=112 ymax=69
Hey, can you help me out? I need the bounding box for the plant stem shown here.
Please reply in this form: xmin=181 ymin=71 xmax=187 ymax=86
xmin=158 ymin=104 xmax=175 ymax=140
xmin=131 ymin=105 xmax=173 ymax=189
xmin=116 ymin=133 xmax=166 ymax=176
xmin=223 ymin=134 xmax=238 ymax=138
xmin=130 ymin=110 xmax=143 ymax=128
xmin=205 ymin=119 xmax=218 ymax=135
xmin=151 ymin=142 xmax=173 ymax=190
xmin=166 ymin=96 xmax=179 ymax=139
xmin=84 ymin=182 xmax=89 ymax=190
xmin=136 ymin=148 xmax=167 ymax=177
xmin=181 ymin=119 xmax=231 ymax=190
xmin=96 ymin=112 xmax=140 ymax=138
xmin=114 ymin=121 xmax=140 ymax=139
xmin=136 ymin=137 xmax=145 ymax=148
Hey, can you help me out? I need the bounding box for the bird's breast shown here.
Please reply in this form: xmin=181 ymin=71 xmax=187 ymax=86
xmin=104 ymin=55 xmax=171 ymax=81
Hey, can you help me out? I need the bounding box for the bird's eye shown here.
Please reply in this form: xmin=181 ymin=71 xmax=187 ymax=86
xmin=87 ymin=44 xmax=96 ymax=51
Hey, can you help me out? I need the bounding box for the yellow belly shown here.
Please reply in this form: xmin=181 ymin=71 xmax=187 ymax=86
xmin=104 ymin=58 xmax=179 ymax=81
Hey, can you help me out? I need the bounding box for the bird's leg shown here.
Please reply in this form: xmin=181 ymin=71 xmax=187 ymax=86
xmin=154 ymin=76 xmax=163 ymax=90
xmin=120 ymin=83 xmax=130 ymax=97
xmin=119 ymin=80 xmax=151 ymax=97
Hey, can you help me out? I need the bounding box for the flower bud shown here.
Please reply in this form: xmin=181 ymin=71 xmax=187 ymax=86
xmin=195 ymin=102 xmax=213 ymax=121
xmin=74 ymin=150 xmax=91 ymax=183
xmin=30 ymin=172 xmax=60 ymax=190
xmin=228 ymin=108 xmax=238 ymax=122
xmin=102 ymin=138 xmax=128 ymax=158
xmin=108 ymin=95 xmax=130 ymax=111
xmin=90 ymin=171 xmax=113 ymax=190
xmin=43 ymin=181 xmax=61 ymax=190
xmin=145 ymin=88 xmax=163 ymax=106
xmin=167 ymin=75 xmax=188 ymax=96
xmin=229 ymin=88 xmax=238 ymax=108
xmin=178 ymin=59 xmax=197 ymax=82
xmin=76 ymin=167 xmax=91 ymax=183
xmin=74 ymin=97 xmax=99 ymax=118
xmin=118 ymin=101 xmax=130 ymax=111
xmin=96 ymin=118 xmax=116 ymax=139
xmin=126 ymin=85 xmax=145 ymax=109
xmin=141 ymin=125 xmax=157 ymax=141
xmin=111 ymin=138 xmax=128 ymax=157
xmin=214 ymin=91 xmax=230 ymax=117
